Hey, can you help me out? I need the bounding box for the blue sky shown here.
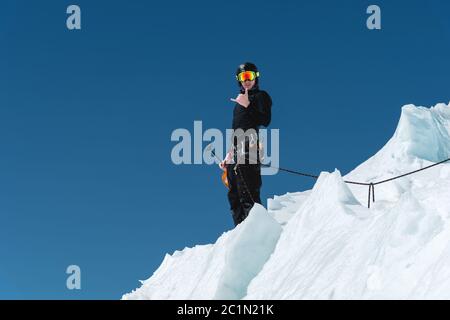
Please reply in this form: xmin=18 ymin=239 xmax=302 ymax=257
xmin=1 ymin=0 xmax=450 ymax=299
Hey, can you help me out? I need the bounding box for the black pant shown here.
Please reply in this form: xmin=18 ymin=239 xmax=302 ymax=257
xmin=226 ymin=163 xmax=262 ymax=226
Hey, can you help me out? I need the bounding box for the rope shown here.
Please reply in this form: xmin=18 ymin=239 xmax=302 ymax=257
xmin=368 ymin=183 xmax=375 ymax=209
xmin=372 ymin=157 xmax=450 ymax=185
xmin=260 ymin=163 xmax=320 ymax=179
xmin=211 ymin=149 xmax=450 ymax=209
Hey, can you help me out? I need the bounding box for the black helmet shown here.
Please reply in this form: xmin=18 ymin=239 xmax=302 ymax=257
xmin=236 ymin=62 xmax=260 ymax=88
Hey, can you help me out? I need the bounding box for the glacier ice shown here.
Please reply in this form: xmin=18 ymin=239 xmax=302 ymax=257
xmin=124 ymin=102 xmax=450 ymax=300
xmin=123 ymin=203 xmax=281 ymax=300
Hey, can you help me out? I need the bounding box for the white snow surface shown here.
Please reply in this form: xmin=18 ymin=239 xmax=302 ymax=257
xmin=124 ymin=102 xmax=450 ymax=300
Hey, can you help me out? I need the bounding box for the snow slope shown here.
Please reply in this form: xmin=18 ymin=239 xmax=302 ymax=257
xmin=123 ymin=204 xmax=281 ymax=300
xmin=124 ymin=102 xmax=450 ymax=300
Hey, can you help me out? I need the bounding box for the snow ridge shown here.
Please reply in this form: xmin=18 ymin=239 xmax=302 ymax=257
xmin=124 ymin=102 xmax=450 ymax=300
xmin=123 ymin=204 xmax=281 ymax=300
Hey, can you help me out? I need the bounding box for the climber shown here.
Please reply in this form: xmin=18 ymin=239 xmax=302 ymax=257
xmin=219 ymin=62 xmax=273 ymax=226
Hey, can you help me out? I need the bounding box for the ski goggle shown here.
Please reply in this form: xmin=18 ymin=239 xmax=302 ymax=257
xmin=236 ymin=71 xmax=259 ymax=82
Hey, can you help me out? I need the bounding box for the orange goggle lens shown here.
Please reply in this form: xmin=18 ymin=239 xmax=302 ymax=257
xmin=236 ymin=71 xmax=259 ymax=82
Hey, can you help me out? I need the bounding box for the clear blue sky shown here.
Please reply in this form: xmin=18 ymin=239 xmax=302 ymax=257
xmin=1 ymin=0 xmax=450 ymax=299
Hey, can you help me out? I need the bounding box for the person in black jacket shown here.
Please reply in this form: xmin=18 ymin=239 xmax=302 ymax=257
xmin=219 ymin=62 xmax=272 ymax=226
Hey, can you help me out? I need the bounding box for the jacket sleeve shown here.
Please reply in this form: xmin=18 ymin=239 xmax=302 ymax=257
xmin=247 ymin=91 xmax=272 ymax=127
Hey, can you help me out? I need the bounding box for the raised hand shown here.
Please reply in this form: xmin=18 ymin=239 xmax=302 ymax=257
xmin=230 ymin=88 xmax=250 ymax=108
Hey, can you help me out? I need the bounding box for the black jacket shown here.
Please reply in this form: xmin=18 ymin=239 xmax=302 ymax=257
xmin=232 ymin=87 xmax=272 ymax=131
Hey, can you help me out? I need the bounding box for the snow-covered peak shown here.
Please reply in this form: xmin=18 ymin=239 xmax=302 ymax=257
xmin=123 ymin=204 xmax=282 ymax=300
xmin=392 ymin=103 xmax=450 ymax=162
xmin=310 ymin=169 xmax=360 ymax=206
xmin=343 ymin=102 xmax=450 ymax=204
xmin=124 ymin=102 xmax=450 ymax=300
